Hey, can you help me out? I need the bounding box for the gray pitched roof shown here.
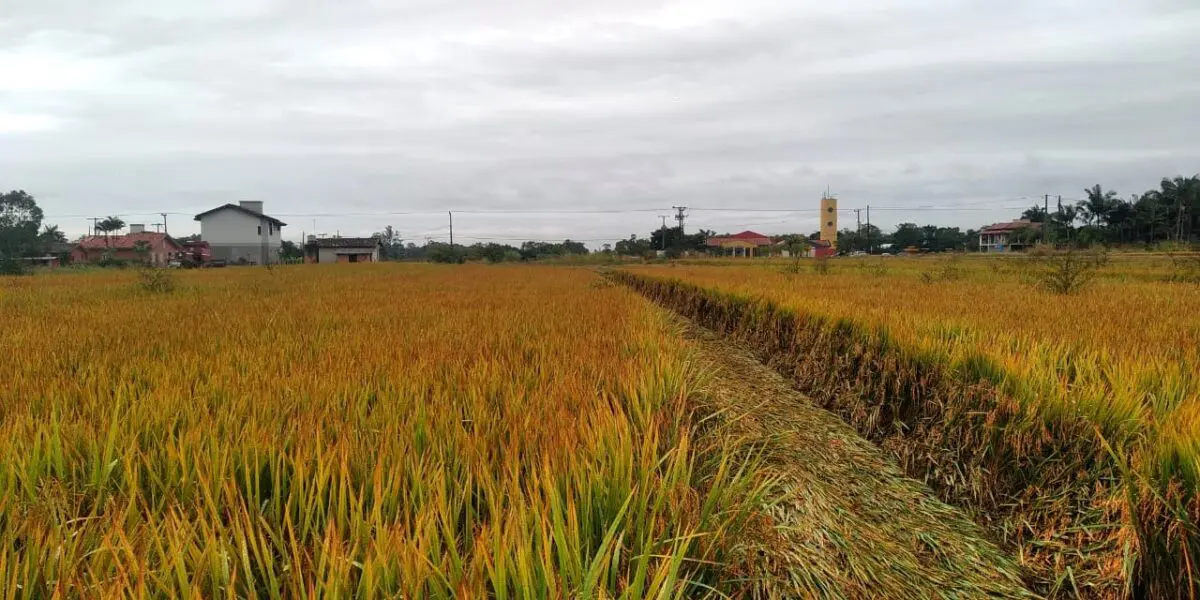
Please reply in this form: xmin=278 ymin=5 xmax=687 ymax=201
xmin=305 ymin=237 xmax=380 ymax=249
xmin=193 ymin=203 xmax=287 ymax=227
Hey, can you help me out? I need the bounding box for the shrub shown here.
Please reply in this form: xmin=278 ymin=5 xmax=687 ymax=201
xmin=0 ymin=256 xmax=26 ymax=276
xmin=136 ymin=268 xmax=175 ymax=294
xmin=1025 ymin=246 xmax=1106 ymax=295
xmin=811 ymin=256 xmax=831 ymax=275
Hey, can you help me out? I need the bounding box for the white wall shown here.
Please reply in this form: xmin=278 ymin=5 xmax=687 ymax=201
xmin=315 ymin=246 xmax=379 ymax=263
xmin=199 ymin=207 xmax=284 ymax=264
xmin=200 ymin=209 xmax=261 ymax=245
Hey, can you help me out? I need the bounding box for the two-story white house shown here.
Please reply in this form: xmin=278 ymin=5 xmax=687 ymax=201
xmin=193 ymin=201 xmax=287 ymax=265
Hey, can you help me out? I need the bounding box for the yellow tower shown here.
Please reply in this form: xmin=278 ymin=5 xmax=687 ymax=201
xmin=820 ymin=194 xmax=838 ymax=249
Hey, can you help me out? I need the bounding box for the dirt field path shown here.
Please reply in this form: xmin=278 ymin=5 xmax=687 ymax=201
xmin=676 ymin=317 xmax=1034 ymax=599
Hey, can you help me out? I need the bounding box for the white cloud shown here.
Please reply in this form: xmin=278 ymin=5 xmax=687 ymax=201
xmin=0 ymin=111 xmax=60 ymax=133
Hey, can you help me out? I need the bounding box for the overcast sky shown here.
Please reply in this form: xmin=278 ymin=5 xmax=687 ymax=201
xmin=2 ymin=0 xmax=1198 ymax=243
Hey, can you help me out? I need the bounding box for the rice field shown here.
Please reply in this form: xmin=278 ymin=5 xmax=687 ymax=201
xmin=0 ymin=265 xmax=777 ymax=597
xmin=5 ymin=257 xmax=1194 ymax=598
xmin=614 ymin=255 xmax=1200 ymax=598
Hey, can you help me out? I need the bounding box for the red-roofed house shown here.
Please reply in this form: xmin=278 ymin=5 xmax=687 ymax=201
xmin=706 ymin=230 xmax=773 ymax=257
xmin=978 ymin=219 xmax=1041 ymax=252
xmin=181 ymin=240 xmax=212 ymax=265
xmin=806 ymin=238 xmax=837 ymax=258
xmin=71 ymin=225 xmax=183 ymax=266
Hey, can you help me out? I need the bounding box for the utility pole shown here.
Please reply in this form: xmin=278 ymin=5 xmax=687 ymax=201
xmin=89 ymin=217 xmax=99 ymax=238
xmin=853 ymin=208 xmax=862 ymax=250
xmin=448 ymin=211 xmax=454 ymax=247
xmin=1057 ymin=195 xmax=1065 ymax=243
xmin=658 ymin=216 xmax=668 ymax=250
xmin=161 ymin=213 xmax=169 ymax=236
xmin=672 ymin=206 xmax=688 ymax=234
xmin=153 ymin=223 xmax=162 ymax=233
xmin=865 ymin=205 xmax=871 ymax=253
xmin=1044 ymin=194 xmax=1051 ymax=244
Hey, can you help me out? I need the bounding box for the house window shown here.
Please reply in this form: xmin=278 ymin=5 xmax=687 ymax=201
xmin=826 ymin=221 xmax=833 ymax=227
xmin=257 ymin=226 xmax=262 ymax=235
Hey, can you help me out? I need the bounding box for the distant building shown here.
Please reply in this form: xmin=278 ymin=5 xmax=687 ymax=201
xmin=706 ymin=230 xmax=773 ymax=257
xmin=979 ymin=219 xmax=1041 ymax=252
xmin=180 ymin=240 xmax=212 ymax=265
xmin=71 ymin=225 xmax=182 ymax=266
xmin=193 ymin=201 xmax=286 ymax=265
xmin=807 ymin=238 xmax=837 ymax=258
xmin=820 ymin=194 xmax=838 ymax=250
xmin=304 ymin=236 xmax=382 ymax=264
xmin=18 ymin=256 xmax=61 ymax=269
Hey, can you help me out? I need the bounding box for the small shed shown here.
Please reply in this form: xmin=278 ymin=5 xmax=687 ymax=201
xmin=304 ymin=237 xmax=382 ymax=264
xmin=806 ymin=239 xmax=837 ymax=258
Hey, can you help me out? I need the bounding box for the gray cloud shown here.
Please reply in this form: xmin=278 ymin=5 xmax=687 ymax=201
xmin=2 ymin=0 xmax=1198 ymax=241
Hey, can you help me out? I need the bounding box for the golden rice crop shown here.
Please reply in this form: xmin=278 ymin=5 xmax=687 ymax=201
xmin=0 ymin=265 xmax=773 ymax=597
xmin=615 ymin=256 xmax=1200 ymax=598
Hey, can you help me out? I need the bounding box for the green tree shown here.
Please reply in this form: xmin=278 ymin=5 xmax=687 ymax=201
xmin=615 ymin=234 xmax=652 ymax=257
xmin=0 ymin=190 xmax=45 ymax=274
xmin=891 ymin=223 xmax=924 ymax=251
xmin=648 ymin=228 xmax=712 ymax=254
xmin=39 ymin=224 xmax=66 ymax=245
xmin=836 ymin=225 xmax=884 ymax=253
xmin=427 ymin=242 xmax=464 ymax=263
xmin=374 ymin=226 xmax=404 ymax=260
xmin=1020 ymin=205 xmax=1048 ymax=223
xmin=280 ymin=240 xmax=303 ymax=261
xmin=1051 ymin=203 xmax=1078 ymax=243
xmin=1158 ymin=175 xmax=1200 ymax=241
xmin=1078 ymin=184 xmax=1118 ymax=228
xmin=95 ymin=216 xmax=126 ymax=246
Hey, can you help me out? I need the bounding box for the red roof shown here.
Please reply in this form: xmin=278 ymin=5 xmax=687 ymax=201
xmin=707 ymin=230 xmax=772 ymax=246
xmin=980 ymin=220 xmax=1041 ymax=234
xmin=75 ymin=233 xmax=182 ymax=251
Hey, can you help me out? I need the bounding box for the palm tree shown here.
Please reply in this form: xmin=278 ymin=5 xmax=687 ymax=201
xmin=95 ymin=216 xmax=126 ymax=247
xmin=40 ymin=225 xmax=65 ymax=242
xmin=1052 ymin=203 xmax=1078 ymax=243
xmin=1078 ymin=185 xmax=1117 ymax=228
xmin=1156 ymin=176 xmax=1200 ymax=241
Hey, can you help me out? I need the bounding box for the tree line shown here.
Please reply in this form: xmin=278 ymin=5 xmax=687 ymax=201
xmin=5 ymin=172 xmax=1195 ymax=273
xmin=0 ymin=190 xmax=73 ymax=274
xmin=372 ymin=226 xmax=591 ymax=263
xmin=1016 ymin=176 xmax=1200 ymax=246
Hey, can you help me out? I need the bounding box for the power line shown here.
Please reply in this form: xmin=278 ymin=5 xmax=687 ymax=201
xmin=43 ymin=202 xmax=1045 ymax=220
xmin=455 ymin=235 xmax=629 ymax=242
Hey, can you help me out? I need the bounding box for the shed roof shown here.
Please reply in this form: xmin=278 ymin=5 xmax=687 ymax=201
xmin=305 ymin=237 xmax=380 ymax=249
xmin=193 ymin=203 xmax=287 ymax=227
